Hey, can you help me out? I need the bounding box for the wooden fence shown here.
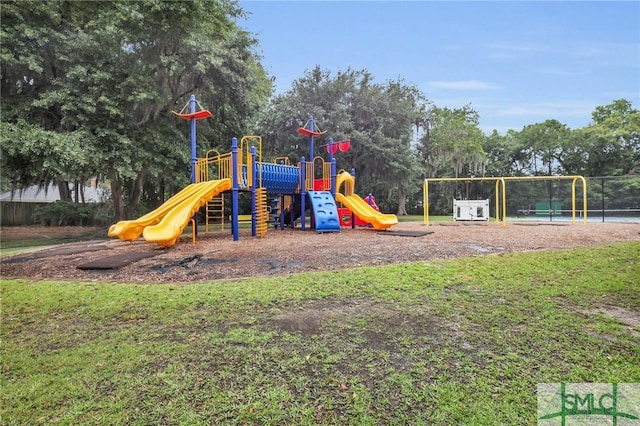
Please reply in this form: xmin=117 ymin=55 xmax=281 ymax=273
xmin=0 ymin=202 xmax=48 ymax=226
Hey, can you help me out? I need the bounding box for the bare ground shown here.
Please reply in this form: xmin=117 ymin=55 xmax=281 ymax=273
xmin=1 ymin=221 xmax=639 ymax=283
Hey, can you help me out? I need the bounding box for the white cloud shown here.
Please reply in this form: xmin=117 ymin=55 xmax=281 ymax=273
xmin=428 ymin=80 xmax=498 ymax=90
xmin=484 ymin=41 xmax=638 ymax=65
xmin=474 ymin=101 xmax=599 ymax=133
xmin=495 ymin=101 xmax=595 ymax=120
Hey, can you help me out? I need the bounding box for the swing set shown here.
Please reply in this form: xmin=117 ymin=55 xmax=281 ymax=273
xmin=422 ymin=175 xmax=588 ymax=226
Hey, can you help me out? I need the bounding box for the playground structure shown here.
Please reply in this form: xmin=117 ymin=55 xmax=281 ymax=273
xmin=422 ymin=176 xmax=588 ymax=225
xmin=108 ymin=95 xmax=397 ymax=247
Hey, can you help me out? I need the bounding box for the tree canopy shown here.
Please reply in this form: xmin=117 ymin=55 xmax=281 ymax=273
xmin=1 ymin=0 xmax=271 ymax=219
xmin=1 ymin=1 xmax=637 ymax=222
xmin=254 ymin=66 xmax=426 ymax=214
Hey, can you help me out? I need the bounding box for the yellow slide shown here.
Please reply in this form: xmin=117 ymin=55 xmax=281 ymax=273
xmin=335 ymin=192 xmax=398 ymax=230
xmin=335 ymin=171 xmax=397 ymax=230
xmin=143 ymin=179 xmax=231 ymax=247
xmin=108 ymin=182 xmax=206 ymax=241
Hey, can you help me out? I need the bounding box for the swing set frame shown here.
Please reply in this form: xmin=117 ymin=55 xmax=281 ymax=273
xmin=422 ymin=175 xmax=588 ymax=226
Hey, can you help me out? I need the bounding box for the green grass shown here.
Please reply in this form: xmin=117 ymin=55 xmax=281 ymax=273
xmin=2 ymin=242 xmax=639 ymax=425
xmin=397 ymin=214 xmax=449 ymax=222
xmin=0 ymin=227 xmax=108 ymax=253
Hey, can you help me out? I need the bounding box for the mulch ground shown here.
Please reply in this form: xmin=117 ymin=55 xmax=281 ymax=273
xmin=1 ymin=222 xmax=639 ymax=283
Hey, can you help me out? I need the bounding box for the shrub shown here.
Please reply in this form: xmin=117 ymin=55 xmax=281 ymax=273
xmin=33 ymin=202 xmax=112 ymax=226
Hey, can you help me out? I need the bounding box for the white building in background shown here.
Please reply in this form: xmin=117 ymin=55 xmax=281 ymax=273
xmin=0 ymin=183 xmax=107 ymax=203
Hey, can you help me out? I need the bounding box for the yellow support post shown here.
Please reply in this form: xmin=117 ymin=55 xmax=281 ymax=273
xmin=423 ymin=175 xmax=587 ymax=226
xmin=423 ymin=176 xmax=506 ymax=226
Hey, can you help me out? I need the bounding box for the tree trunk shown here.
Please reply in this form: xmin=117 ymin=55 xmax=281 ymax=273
xmin=79 ymin=181 xmax=85 ymax=204
xmin=56 ymin=180 xmax=71 ymax=201
xmin=396 ymin=184 xmax=408 ymax=215
xmin=123 ymin=170 xmax=146 ymax=219
xmin=109 ymin=169 xmax=124 ymax=221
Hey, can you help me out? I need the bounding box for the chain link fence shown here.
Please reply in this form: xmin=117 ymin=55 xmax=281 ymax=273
xmin=424 ymin=176 xmax=640 ymax=222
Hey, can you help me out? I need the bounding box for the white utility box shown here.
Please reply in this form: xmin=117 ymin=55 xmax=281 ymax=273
xmin=453 ymin=199 xmax=490 ymax=221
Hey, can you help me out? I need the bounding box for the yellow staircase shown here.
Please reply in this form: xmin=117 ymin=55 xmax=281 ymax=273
xmin=255 ymin=187 xmax=269 ymax=237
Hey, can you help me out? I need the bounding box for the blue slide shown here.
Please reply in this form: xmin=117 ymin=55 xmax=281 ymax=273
xmin=307 ymin=191 xmax=341 ymax=232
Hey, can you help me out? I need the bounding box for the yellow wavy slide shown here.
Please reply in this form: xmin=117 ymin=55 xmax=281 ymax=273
xmin=108 ymin=182 xmax=206 ymax=242
xmin=143 ymin=179 xmax=231 ymax=247
xmin=335 ymin=171 xmax=397 ymax=230
xmin=335 ymin=192 xmax=398 ymax=230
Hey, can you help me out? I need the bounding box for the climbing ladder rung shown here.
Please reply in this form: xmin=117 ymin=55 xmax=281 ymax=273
xmin=256 ymin=187 xmax=269 ymax=237
xmin=206 ymin=195 xmax=225 ymax=232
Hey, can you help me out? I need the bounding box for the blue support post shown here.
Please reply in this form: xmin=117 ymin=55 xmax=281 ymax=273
xmin=308 ymin=116 xmax=315 ymax=166
xmin=189 ymin=95 xmax=197 ymax=184
xmin=189 ymin=95 xmax=198 ymax=235
xmin=327 ymin=137 xmax=335 ymax=195
xmin=307 ymin=117 xmax=314 ymax=231
xmin=327 ymin=138 xmax=334 ymax=165
xmin=300 ymin=156 xmax=306 ymax=231
xmin=231 ymin=137 xmax=239 ymax=241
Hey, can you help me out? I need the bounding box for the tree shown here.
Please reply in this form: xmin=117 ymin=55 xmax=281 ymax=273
xmin=482 ymin=129 xmax=532 ymax=176
xmin=587 ymin=99 xmax=640 ymax=175
xmin=0 ymin=121 xmax=96 ymax=201
xmin=417 ymin=105 xmax=486 ymax=178
xmin=518 ymin=119 xmax=571 ymax=176
xmin=254 ymin=66 xmax=427 ymax=214
xmin=1 ymin=0 xmax=271 ymax=220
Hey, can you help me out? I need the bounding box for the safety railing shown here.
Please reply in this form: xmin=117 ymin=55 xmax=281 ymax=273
xmin=196 ymin=150 xmax=232 ymax=183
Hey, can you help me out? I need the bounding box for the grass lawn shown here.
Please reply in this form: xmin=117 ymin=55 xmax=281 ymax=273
xmin=2 ymin=242 xmax=639 ymax=425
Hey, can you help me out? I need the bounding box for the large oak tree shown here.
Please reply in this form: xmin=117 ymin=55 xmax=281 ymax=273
xmin=1 ymin=0 xmax=271 ymax=219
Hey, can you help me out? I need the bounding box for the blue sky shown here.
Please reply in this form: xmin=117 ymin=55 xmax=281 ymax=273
xmin=237 ymin=1 xmax=639 ymax=134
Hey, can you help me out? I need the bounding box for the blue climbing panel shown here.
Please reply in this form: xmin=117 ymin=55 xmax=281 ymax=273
xmin=307 ymin=191 xmax=340 ymax=232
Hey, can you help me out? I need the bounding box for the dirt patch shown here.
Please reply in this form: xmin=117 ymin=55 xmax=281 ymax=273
xmin=584 ymin=305 xmax=640 ymax=337
xmin=77 ymin=251 xmax=163 ymax=270
xmin=1 ymin=222 xmax=639 ymax=283
xmin=272 ymin=298 xmax=399 ymax=336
